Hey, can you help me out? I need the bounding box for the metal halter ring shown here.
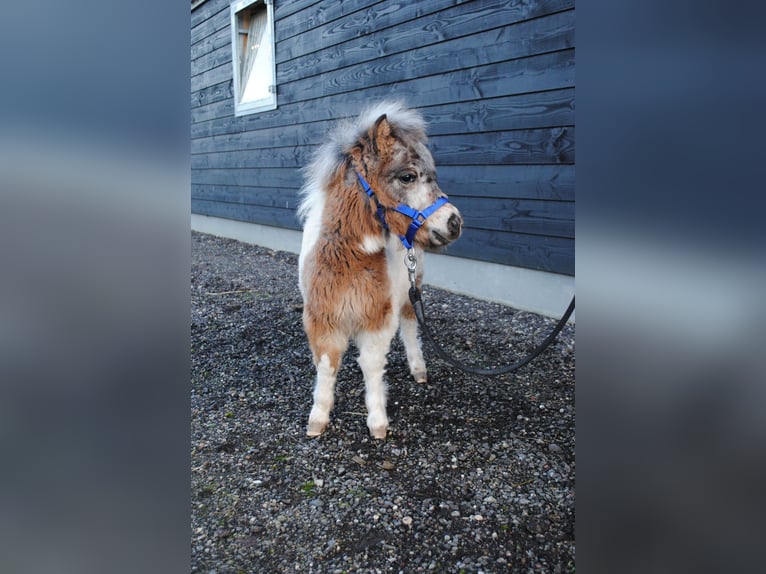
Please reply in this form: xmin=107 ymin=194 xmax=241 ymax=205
xmin=404 ymin=249 xmax=417 ymax=288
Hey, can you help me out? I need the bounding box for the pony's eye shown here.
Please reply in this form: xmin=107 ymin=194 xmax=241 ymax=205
xmin=398 ymin=173 xmax=417 ymax=184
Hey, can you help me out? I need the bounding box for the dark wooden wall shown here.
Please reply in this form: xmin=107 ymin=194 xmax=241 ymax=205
xmin=191 ymin=0 xmax=574 ymax=275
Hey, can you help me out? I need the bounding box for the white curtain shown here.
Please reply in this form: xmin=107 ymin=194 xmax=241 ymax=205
xmin=240 ymin=8 xmax=267 ymax=101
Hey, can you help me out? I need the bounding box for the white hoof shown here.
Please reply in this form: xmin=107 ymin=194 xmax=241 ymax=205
xmin=306 ymin=418 xmax=328 ymax=437
xmin=369 ymin=425 xmax=388 ymax=440
xmin=368 ymin=410 xmax=389 ymax=439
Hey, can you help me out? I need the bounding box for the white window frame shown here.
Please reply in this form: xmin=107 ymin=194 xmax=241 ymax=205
xmin=230 ymin=0 xmax=277 ymax=116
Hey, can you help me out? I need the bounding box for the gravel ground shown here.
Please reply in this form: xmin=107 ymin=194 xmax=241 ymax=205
xmin=191 ymin=231 xmax=575 ymax=574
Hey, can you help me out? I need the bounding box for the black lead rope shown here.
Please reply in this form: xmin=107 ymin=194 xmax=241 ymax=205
xmin=409 ymin=286 xmax=575 ymax=376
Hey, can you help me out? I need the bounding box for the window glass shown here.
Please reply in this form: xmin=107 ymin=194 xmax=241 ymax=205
xmin=231 ymin=0 xmax=276 ymax=115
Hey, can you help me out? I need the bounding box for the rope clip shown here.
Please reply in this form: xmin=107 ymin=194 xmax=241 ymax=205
xmin=404 ymin=248 xmax=417 ymax=289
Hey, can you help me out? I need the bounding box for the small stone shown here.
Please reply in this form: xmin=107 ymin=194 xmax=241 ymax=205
xmin=548 ymin=443 xmax=562 ymax=453
xmin=381 ymin=460 xmax=396 ymax=470
xmin=402 ymin=516 xmax=413 ymax=526
xmin=525 ymin=519 xmax=550 ymax=534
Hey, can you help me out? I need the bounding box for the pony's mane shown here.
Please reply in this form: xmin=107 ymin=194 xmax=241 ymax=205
xmin=297 ymin=100 xmax=427 ymax=224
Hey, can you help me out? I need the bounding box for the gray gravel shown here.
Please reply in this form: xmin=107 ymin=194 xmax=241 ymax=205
xmin=191 ymin=231 xmax=575 ymax=573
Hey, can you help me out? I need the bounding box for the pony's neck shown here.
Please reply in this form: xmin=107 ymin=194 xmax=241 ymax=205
xmin=323 ymin=166 xmax=385 ymax=247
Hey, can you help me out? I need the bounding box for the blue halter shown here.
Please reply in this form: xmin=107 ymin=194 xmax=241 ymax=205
xmin=356 ymin=171 xmax=449 ymax=250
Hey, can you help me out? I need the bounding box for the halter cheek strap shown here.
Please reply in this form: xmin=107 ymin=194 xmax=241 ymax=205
xmin=356 ymin=171 xmax=390 ymax=233
xmin=356 ymin=171 xmax=449 ymax=250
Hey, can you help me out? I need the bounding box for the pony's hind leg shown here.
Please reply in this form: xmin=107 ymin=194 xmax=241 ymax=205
xmin=306 ymin=334 xmax=348 ymax=437
xmin=399 ymin=304 xmax=427 ymax=383
xmin=356 ymin=327 xmax=397 ymax=439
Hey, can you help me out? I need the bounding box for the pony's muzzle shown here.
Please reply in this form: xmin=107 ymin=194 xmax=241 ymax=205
xmin=428 ymin=204 xmax=462 ymax=246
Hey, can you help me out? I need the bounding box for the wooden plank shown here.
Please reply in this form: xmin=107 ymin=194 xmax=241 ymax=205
xmin=192 ymin=80 xmax=233 ymax=109
xmin=279 ymin=45 xmax=574 ymax=107
xmin=192 ymin=87 xmax=574 ymax=138
xmin=192 ymin=0 xmax=570 ymax=86
xmin=437 ymin=165 xmax=575 ymax=201
xmin=191 ymin=0 xmax=226 ymax=29
xmin=191 ymin=47 xmax=573 ymax=114
xmin=278 ymin=0 xmax=573 ymax=63
xmin=444 ymin=228 xmax=574 ymax=275
xmin=191 ymin=36 xmax=232 ymax=78
xmin=192 ymin=167 xmax=303 ymax=189
xmin=191 ymin=120 xmax=330 ymax=155
xmin=278 ymin=11 xmax=573 ymax=102
xmin=191 ymin=109 xmax=325 ymax=152
xmin=192 ymin=95 xmax=235 ymax=124
xmin=195 ymin=1 xmax=571 ymax=100
xmin=190 ymin=147 xmax=314 ymax=170
xmin=191 ymin=143 xmax=317 ymax=168
xmin=192 ymin=48 xmax=573 ymax=126
xmin=279 ymin=2 xmax=573 ymax=81
xmin=192 ymin=198 xmax=302 ymax=231
xmin=274 ymin=0 xmax=324 ymax=21
xmin=277 ymin=0 xmax=387 ymax=43
xmin=191 ymin=0 xmax=212 ymax=14
xmin=192 ymin=184 xmax=302 ymax=210
xmin=191 ymin=30 xmax=232 ymax=76
xmin=191 ymin=61 xmax=232 ymax=91
xmin=450 ymin=196 xmax=573 ymax=238
xmin=191 ymin=24 xmax=230 ymax=62
xmin=191 ymin=7 xmax=230 ymax=46
xmin=430 ymin=127 xmax=575 ymax=166
xmin=423 ymin=89 xmax=575 ymax=135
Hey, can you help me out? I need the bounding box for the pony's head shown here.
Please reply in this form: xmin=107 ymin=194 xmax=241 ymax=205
xmin=345 ymin=102 xmax=462 ymax=250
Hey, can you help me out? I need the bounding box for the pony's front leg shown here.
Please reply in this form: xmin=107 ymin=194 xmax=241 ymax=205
xmin=356 ymin=328 xmax=396 ymax=439
xmin=399 ymin=304 xmax=427 ymax=383
xmin=306 ymin=338 xmax=347 ymax=437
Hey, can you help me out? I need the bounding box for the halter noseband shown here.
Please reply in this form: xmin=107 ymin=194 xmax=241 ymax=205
xmin=356 ymin=171 xmax=449 ymax=250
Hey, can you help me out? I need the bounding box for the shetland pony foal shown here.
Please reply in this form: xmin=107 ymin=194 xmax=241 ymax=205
xmin=297 ymin=102 xmax=462 ymax=439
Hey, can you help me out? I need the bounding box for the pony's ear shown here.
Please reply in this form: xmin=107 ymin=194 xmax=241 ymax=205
xmin=370 ymin=114 xmax=394 ymax=157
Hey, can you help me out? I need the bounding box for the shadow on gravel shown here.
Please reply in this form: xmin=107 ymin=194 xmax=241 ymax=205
xmin=191 ymin=231 xmax=575 ymax=574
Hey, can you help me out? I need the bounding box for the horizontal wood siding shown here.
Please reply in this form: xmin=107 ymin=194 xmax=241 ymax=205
xmin=192 ymin=0 xmax=575 ymax=275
